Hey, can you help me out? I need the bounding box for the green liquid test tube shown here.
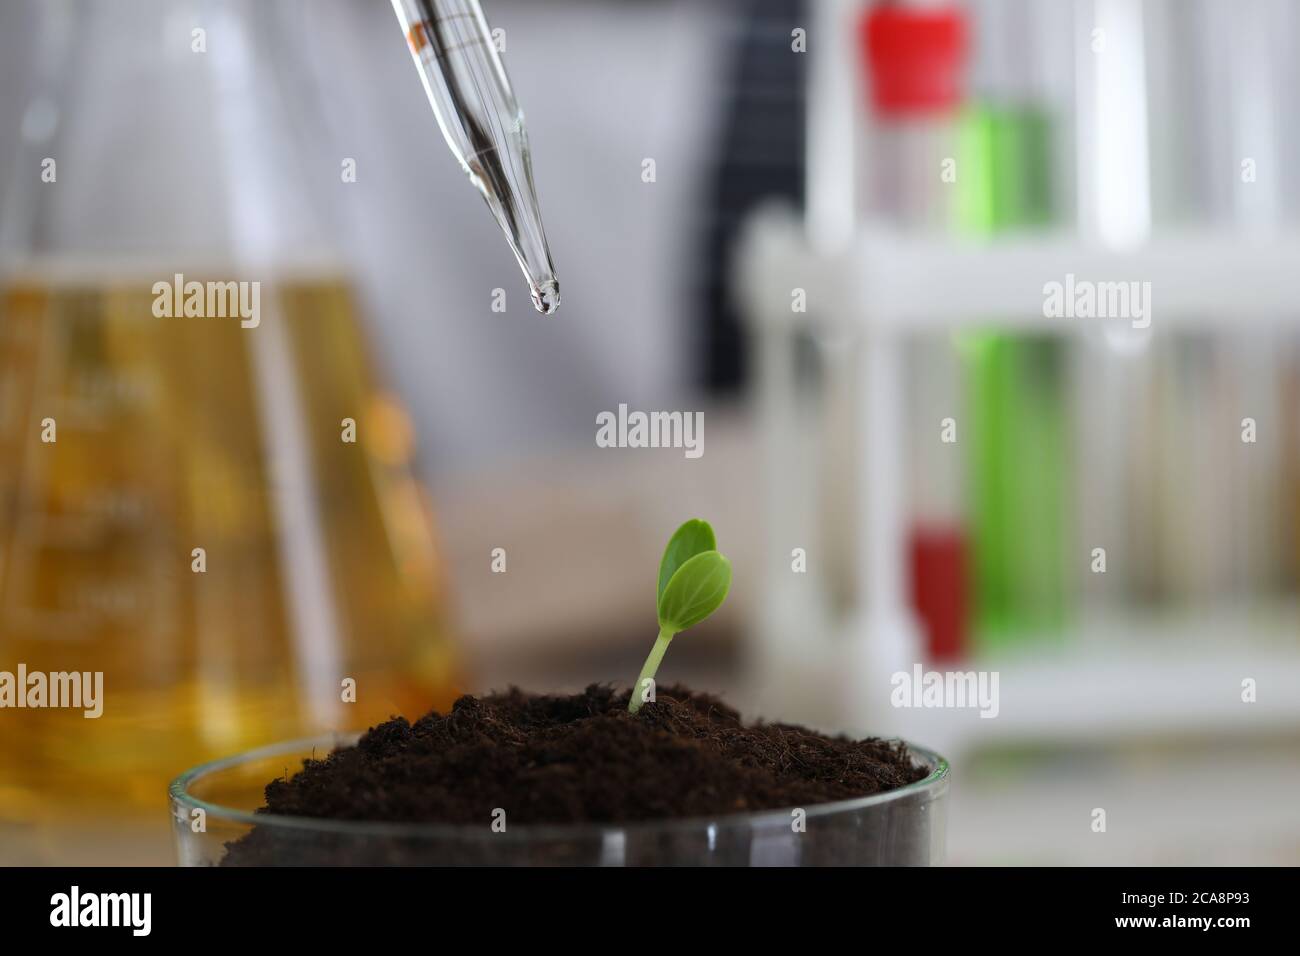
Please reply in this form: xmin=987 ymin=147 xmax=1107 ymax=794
xmin=957 ymin=102 xmax=1070 ymax=648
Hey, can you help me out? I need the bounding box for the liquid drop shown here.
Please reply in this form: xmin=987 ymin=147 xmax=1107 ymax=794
xmin=530 ymin=278 xmax=560 ymax=315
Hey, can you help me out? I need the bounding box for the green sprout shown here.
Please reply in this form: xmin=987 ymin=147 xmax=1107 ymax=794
xmin=628 ymin=519 xmax=732 ymax=714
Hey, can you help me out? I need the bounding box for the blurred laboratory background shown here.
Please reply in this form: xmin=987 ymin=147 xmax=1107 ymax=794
xmin=1 ymin=0 xmax=1298 ymax=865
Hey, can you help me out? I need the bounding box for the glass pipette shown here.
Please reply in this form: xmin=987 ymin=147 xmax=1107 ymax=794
xmin=391 ymin=0 xmax=560 ymax=314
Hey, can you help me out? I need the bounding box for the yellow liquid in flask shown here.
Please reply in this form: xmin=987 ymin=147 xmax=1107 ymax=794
xmin=0 ymin=267 xmax=460 ymax=821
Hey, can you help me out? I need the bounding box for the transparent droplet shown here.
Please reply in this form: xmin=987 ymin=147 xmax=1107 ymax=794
xmin=530 ymin=277 xmax=560 ymax=315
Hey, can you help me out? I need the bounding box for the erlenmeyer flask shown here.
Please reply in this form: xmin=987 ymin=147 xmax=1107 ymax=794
xmin=0 ymin=0 xmax=460 ymax=851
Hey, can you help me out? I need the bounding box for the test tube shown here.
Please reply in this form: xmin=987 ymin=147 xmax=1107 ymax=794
xmin=860 ymin=4 xmax=970 ymax=663
xmin=391 ymin=0 xmax=560 ymax=314
xmin=958 ymin=0 xmax=1069 ymax=647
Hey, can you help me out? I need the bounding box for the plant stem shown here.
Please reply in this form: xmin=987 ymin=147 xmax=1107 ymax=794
xmin=628 ymin=626 xmax=675 ymax=714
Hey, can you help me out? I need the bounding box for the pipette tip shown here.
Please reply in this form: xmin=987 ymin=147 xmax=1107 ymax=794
xmin=530 ymin=278 xmax=560 ymax=315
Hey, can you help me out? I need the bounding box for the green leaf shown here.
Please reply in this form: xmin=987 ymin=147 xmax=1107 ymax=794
xmin=657 ymin=550 xmax=732 ymax=632
xmin=657 ymin=519 xmax=716 ymax=602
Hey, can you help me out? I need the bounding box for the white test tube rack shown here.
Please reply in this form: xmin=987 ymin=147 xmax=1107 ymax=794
xmin=733 ymin=208 xmax=1300 ymax=752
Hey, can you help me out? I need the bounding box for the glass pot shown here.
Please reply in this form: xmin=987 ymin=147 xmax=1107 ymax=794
xmin=169 ymin=733 xmax=949 ymax=866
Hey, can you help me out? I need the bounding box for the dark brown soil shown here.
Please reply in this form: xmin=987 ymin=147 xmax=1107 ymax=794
xmin=221 ymin=685 xmax=928 ymax=865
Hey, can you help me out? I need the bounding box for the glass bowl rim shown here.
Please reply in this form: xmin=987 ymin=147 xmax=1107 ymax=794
xmin=169 ymin=732 xmax=949 ymax=841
